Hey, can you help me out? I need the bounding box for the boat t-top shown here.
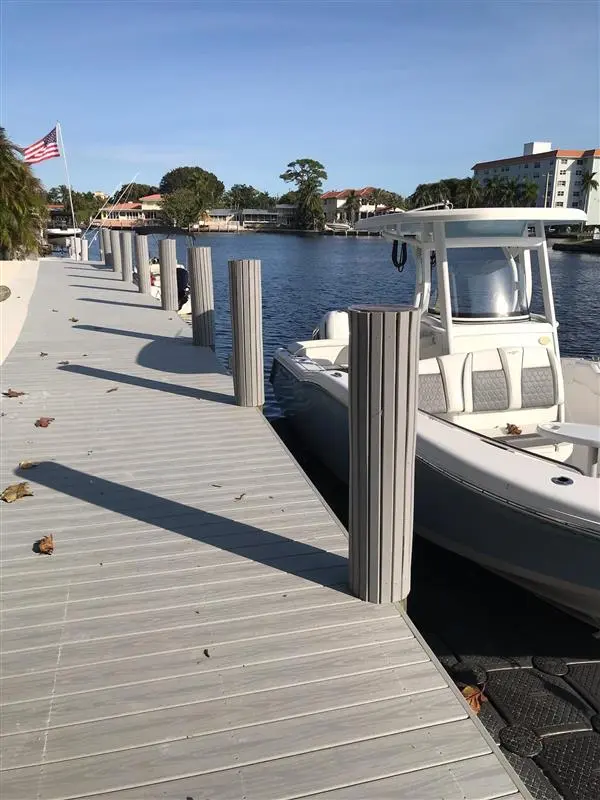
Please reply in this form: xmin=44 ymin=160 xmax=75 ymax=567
xmin=271 ymin=206 xmax=600 ymax=629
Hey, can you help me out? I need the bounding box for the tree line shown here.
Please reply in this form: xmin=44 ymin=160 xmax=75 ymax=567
xmin=2 ymin=120 xmax=598 ymax=258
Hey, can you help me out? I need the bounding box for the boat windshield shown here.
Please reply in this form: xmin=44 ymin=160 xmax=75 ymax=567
xmin=429 ymin=247 xmax=530 ymax=319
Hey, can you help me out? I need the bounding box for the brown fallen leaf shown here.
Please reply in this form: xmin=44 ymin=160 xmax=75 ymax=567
xmin=18 ymin=460 xmax=39 ymax=469
xmin=106 ymin=387 xmax=119 ymax=393
xmin=506 ymin=423 xmax=522 ymax=435
xmin=40 ymin=352 xmax=48 ymax=357
xmin=210 ymin=483 xmax=222 ymax=488
xmin=234 ymin=492 xmax=246 ymax=501
xmin=1 ymin=482 xmax=33 ymax=503
xmin=462 ymin=685 xmax=487 ymax=715
xmin=51 ymin=309 xmax=59 ymax=312
xmin=203 ymin=648 xmax=210 ymax=658
xmin=3 ymin=389 xmax=26 ymax=398
xmin=36 ymin=534 xmax=54 ymax=555
xmin=69 ymin=317 xmax=79 ymax=323
xmin=34 ymin=417 xmax=55 ymax=428
xmin=58 ymin=360 xmax=70 ymax=366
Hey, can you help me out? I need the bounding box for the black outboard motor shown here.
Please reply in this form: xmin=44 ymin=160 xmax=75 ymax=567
xmin=176 ymin=266 xmax=190 ymax=310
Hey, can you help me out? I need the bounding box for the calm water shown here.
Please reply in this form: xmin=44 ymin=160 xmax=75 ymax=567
xmin=86 ymin=231 xmax=599 ymax=415
xmin=108 ymin=231 xmax=600 ymax=415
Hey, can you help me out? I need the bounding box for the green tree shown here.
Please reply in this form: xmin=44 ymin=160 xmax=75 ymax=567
xmin=408 ymin=183 xmax=436 ymax=208
xmin=343 ymin=191 xmax=361 ymax=224
xmin=279 ymin=158 xmax=327 ymax=189
xmin=517 ymin=180 xmax=539 ymax=207
xmin=280 ymin=158 xmax=327 ymax=230
xmin=223 ymin=184 xmax=277 ymax=212
xmin=110 ymin=183 xmax=159 ymax=202
xmin=381 ymin=190 xmax=405 ymax=210
xmin=368 ymin=188 xmax=387 ymax=215
xmin=581 ymin=170 xmax=599 ymax=213
xmin=296 ymin=183 xmax=325 ymax=230
xmin=455 ymin=177 xmax=481 ymax=208
xmin=0 ymin=127 xmax=47 ymax=259
xmin=160 ymin=188 xmax=203 ymax=230
xmin=159 ymin=166 xmax=224 ymax=207
xmin=277 ymin=190 xmax=298 ymax=205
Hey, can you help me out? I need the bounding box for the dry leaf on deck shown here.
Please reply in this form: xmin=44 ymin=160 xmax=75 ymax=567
xmin=106 ymin=387 xmax=119 ymax=393
xmin=1 ymin=482 xmax=33 ymax=503
xmin=462 ymin=685 xmax=487 ymax=715
xmin=19 ymin=460 xmax=39 ymax=469
xmin=34 ymin=417 xmax=55 ymax=428
xmin=40 ymin=352 xmax=48 ymax=357
xmin=506 ymin=423 xmax=522 ymax=435
xmin=3 ymin=389 xmax=26 ymax=398
xmin=69 ymin=317 xmax=79 ymax=323
xmin=58 ymin=360 xmax=70 ymax=366
xmin=234 ymin=492 xmax=246 ymax=501
xmin=36 ymin=534 xmax=54 ymax=555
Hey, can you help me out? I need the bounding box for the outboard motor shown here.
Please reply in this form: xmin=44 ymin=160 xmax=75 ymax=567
xmin=312 ymin=310 xmax=350 ymax=340
xmin=176 ymin=265 xmax=190 ymax=310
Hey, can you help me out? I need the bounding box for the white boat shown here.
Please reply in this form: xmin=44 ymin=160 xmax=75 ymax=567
xmin=146 ymin=260 xmax=192 ymax=315
xmin=325 ymin=222 xmax=355 ymax=232
xmin=271 ymin=207 xmax=600 ymax=630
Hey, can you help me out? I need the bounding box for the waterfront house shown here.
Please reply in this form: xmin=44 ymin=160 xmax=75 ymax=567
xmin=321 ymin=187 xmax=386 ymax=224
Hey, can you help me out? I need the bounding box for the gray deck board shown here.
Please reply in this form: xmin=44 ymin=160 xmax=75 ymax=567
xmin=0 ymin=259 xmax=525 ymax=799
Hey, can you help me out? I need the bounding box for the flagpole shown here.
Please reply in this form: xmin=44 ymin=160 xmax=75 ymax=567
xmin=56 ymin=121 xmax=78 ymax=258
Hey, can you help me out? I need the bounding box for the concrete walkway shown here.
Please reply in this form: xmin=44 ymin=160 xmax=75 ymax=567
xmin=0 ymin=259 xmax=528 ymax=799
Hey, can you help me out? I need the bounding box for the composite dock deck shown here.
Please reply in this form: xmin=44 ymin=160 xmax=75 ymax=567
xmin=0 ymin=258 xmax=527 ymax=799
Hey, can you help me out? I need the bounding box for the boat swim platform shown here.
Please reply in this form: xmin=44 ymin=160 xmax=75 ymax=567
xmin=0 ymin=258 xmax=527 ymax=799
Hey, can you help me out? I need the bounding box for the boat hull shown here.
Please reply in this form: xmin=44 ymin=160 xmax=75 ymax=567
xmin=271 ymin=358 xmax=600 ymax=629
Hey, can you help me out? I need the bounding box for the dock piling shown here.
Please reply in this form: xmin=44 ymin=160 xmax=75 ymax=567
xmin=228 ymin=258 xmax=264 ymax=407
xmin=188 ymin=246 xmax=215 ymax=349
xmin=109 ymin=230 xmax=122 ymax=274
xmin=348 ymin=305 xmax=420 ymax=604
xmin=135 ymin=234 xmax=151 ymax=294
xmin=120 ymin=231 xmax=133 ymax=283
xmin=101 ymin=228 xmax=112 ymax=268
xmin=158 ymin=238 xmax=178 ymax=311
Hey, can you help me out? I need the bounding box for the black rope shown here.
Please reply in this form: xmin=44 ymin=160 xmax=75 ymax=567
xmin=391 ymin=240 xmax=407 ymax=272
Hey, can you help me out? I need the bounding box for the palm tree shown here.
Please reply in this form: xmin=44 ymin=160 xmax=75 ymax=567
xmin=581 ymin=170 xmax=599 ymax=213
xmin=343 ymin=191 xmax=362 ymax=224
xmin=409 ymin=183 xmax=435 ymax=209
xmin=517 ymin=180 xmax=539 ymax=207
xmin=456 ymin=178 xmax=481 ymax=208
xmin=296 ymin=177 xmax=325 ymax=230
xmin=368 ymin=188 xmax=387 ymax=216
xmin=0 ymin=127 xmax=47 ymax=259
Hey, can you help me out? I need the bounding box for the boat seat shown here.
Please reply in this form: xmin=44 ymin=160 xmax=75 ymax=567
xmin=417 ymin=346 xmax=571 ymax=459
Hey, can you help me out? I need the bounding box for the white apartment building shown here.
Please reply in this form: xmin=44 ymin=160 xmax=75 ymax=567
xmin=473 ymin=142 xmax=600 ymax=225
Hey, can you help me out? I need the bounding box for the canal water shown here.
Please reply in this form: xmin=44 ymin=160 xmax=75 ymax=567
xmin=88 ymin=231 xmax=600 ymax=797
xmin=109 ymin=231 xmax=598 ymax=415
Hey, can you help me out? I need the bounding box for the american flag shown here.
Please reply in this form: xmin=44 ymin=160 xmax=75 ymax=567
xmin=21 ymin=127 xmax=60 ymax=165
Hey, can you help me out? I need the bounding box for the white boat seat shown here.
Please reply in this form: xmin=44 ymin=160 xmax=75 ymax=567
xmin=418 ymin=346 xmax=570 ymax=459
xmin=418 ymin=346 xmax=568 ymax=449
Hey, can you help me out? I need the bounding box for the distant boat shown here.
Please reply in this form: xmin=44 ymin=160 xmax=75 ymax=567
xmin=325 ymin=222 xmax=354 ymax=232
xmin=47 ymin=227 xmax=81 ymax=238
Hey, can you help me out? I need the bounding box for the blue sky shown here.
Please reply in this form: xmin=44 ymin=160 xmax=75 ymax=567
xmin=1 ymin=0 xmax=598 ymax=196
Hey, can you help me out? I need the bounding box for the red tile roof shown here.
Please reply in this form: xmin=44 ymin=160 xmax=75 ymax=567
xmin=321 ymin=187 xmax=377 ymax=200
xmin=473 ymin=148 xmax=600 ymax=170
xmin=47 ymin=204 xmax=64 ymax=210
xmin=106 ymin=202 xmax=142 ymax=211
xmin=139 ymin=193 xmax=162 ymax=201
